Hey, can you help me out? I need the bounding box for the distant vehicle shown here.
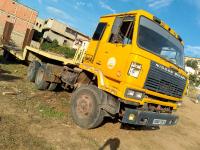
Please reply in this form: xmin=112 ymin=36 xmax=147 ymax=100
xmin=2 ymin=10 xmax=188 ymax=129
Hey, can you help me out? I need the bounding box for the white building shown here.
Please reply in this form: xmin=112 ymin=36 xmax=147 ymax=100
xmin=185 ymin=66 xmax=195 ymax=75
xmin=32 ymin=18 xmax=90 ymax=49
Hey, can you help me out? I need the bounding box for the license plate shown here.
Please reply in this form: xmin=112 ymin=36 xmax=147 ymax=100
xmin=153 ymin=119 xmax=167 ymax=125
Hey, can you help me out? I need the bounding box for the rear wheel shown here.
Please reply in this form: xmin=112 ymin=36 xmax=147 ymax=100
xmin=35 ymin=66 xmax=49 ymax=90
xmin=71 ymin=85 xmax=105 ymax=129
xmin=27 ymin=61 xmax=41 ymax=82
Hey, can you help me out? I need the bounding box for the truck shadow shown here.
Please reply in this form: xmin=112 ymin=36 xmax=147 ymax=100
xmin=0 ymin=51 xmax=24 ymax=65
xmin=100 ymin=117 xmax=160 ymax=131
xmin=0 ymin=68 xmax=21 ymax=82
xmin=120 ymin=123 xmax=160 ymax=131
xmin=0 ymin=55 xmax=4 ymax=62
xmin=99 ymin=138 xmax=120 ymax=150
xmin=0 ymin=57 xmax=22 ymax=65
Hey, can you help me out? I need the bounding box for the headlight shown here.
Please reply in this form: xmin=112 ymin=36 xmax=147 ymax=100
xmin=135 ymin=92 xmax=143 ymax=99
xmin=128 ymin=62 xmax=142 ymax=78
xmin=125 ymin=89 xmax=144 ymax=100
xmin=128 ymin=114 xmax=136 ymax=121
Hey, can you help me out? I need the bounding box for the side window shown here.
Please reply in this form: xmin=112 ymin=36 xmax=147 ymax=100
xmin=92 ymin=22 xmax=107 ymax=41
xmin=109 ymin=16 xmax=135 ymax=44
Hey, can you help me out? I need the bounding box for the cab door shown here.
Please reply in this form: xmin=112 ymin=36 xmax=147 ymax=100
xmin=94 ymin=16 xmax=135 ymax=82
xmin=83 ymin=22 xmax=108 ymax=66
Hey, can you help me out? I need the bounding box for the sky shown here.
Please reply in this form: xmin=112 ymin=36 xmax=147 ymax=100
xmin=20 ymin=0 xmax=200 ymax=57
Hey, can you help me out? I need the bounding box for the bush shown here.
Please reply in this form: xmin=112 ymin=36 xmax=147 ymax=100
xmin=186 ymin=60 xmax=198 ymax=70
xmin=189 ymin=74 xmax=200 ymax=87
xmin=40 ymin=40 xmax=76 ymax=58
xmin=40 ymin=40 xmax=59 ymax=51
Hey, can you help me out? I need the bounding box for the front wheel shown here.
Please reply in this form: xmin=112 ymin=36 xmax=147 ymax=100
xmin=71 ymin=85 xmax=105 ymax=129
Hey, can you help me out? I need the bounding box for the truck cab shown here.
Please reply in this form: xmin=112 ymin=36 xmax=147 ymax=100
xmin=76 ymin=10 xmax=187 ymax=128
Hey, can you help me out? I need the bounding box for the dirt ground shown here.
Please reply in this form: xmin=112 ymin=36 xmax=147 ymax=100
xmin=0 ymin=52 xmax=200 ymax=150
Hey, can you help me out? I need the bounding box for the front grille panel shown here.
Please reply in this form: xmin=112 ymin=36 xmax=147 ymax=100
xmin=144 ymin=62 xmax=186 ymax=98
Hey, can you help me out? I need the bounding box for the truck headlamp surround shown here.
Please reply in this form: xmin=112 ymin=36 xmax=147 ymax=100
xmin=128 ymin=62 xmax=142 ymax=78
xmin=125 ymin=89 xmax=144 ymax=100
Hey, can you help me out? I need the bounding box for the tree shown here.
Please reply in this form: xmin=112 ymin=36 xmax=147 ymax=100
xmin=186 ymin=60 xmax=198 ymax=70
xmin=189 ymin=74 xmax=200 ymax=87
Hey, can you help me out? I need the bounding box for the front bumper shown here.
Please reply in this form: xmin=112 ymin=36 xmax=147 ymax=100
xmin=121 ymin=83 xmax=180 ymax=110
xmin=122 ymin=109 xmax=178 ymax=126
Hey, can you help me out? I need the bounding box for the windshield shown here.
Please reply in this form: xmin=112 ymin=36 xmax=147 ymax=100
xmin=138 ymin=16 xmax=184 ymax=68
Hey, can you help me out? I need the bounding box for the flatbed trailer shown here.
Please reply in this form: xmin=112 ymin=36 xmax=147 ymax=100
xmin=2 ymin=45 xmax=84 ymax=65
xmin=2 ymin=44 xmax=86 ymax=91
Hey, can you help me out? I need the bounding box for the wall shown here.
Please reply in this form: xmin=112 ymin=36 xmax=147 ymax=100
xmin=42 ymin=19 xmax=90 ymax=48
xmin=43 ymin=19 xmax=76 ymax=41
xmin=34 ymin=17 xmax=44 ymax=32
xmin=43 ymin=30 xmax=74 ymax=47
xmin=0 ymin=0 xmax=38 ymax=48
xmin=30 ymin=40 xmax=40 ymax=49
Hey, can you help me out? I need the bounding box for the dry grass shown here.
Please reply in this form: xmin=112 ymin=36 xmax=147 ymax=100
xmin=0 ymin=115 xmax=54 ymax=150
xmin=187 ymin=86 xmax=199 ymax=99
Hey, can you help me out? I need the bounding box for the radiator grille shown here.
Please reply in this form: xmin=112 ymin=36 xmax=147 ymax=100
xmin=144 ymin=62 xmax=186 ymax=98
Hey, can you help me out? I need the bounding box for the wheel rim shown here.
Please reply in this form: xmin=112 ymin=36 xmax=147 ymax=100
xmin=76 ymin=94 xmax=93 ymax=118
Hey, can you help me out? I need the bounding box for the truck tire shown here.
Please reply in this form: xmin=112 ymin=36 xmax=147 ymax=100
xmin=35 ymin=66 xmax=49 ymax=90
xmin=48 ymin=83 xmax=57 ymax=91
xmin=27 ymin=61 xmax=41 ymax=82
xmin=71 ymin=85 xmax=104 ymax=129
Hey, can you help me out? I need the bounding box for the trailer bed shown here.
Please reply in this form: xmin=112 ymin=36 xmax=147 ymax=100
xmin=2 ymin=45 xmax=85 ymax=65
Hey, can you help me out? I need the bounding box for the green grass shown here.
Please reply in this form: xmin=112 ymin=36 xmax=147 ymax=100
xmin=40 ymin=40 xmax=76 ymax=58
xmin=38 ymin=105 xmax=65 ymax=119
xmin=51 ymin=46 xmax=76 ymax=58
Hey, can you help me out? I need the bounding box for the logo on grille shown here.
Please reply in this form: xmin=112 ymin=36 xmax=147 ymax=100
xmin=155 ymin=63 xmax=186 ymax=80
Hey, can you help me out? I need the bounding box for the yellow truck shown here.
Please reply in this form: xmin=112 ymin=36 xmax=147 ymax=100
xmin=2 ymin=10 xmax=188 ymax=129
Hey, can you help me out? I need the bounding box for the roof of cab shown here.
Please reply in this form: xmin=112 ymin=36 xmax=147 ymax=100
xmin=101 ymin=9 xmax=151 ymax=18
xmin=101 ymin=9 xmax=184 ymax=45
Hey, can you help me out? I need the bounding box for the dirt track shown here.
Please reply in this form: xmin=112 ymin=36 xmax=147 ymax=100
xmin=0 ymin=54 xmax=200 ymax=150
